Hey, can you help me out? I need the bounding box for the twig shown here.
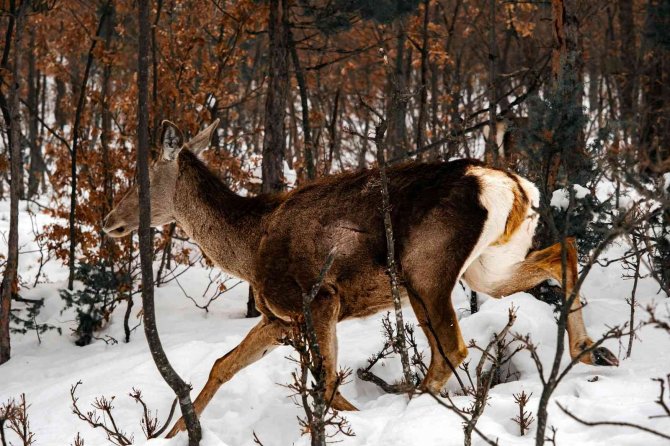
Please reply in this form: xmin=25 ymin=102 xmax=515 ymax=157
xmin=556 ymin=402 xmax=670 ymax=440
xmin=373 ymin=119 xmax=414 ymax=394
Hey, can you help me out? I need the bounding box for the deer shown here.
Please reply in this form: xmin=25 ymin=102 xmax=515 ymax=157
xmin=102 ymin=119 xmax=619 ymax=437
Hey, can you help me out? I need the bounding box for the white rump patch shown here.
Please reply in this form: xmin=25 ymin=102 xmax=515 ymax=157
xmin=460 ymin=167 xmax=540 ymax=295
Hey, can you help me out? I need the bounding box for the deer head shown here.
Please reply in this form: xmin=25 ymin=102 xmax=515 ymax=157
xmin=102 ymin=119 xmax=220 ymax=238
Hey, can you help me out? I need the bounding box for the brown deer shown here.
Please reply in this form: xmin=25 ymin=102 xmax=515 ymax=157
xmin=102 ymin=120 xmax=619 ymax=437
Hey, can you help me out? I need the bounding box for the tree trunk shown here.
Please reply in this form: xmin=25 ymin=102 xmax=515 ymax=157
xmin=388 ymin=18 xmax=409 ymax=160
xmin=416 ymin=0 xmax=430 ymax=157
xmin=261 ymin=0 xmax=290 ymax=193
xmin=100 ymin=3 xmax=116 ymax=261
xmin=137 ymin=1 xmax=201 ymax=444
xmin=151 ymin=0 xmax=164 ymax=138
xmin=288 ymin=27 xmax=315 ymax=181
xmin=485 ymin=0 xmax=498 ymax=166
xmin=67 ymin=2 xmax=112 ymax=290
xmin=0 ymin=0 xmax=28 ymax=366
xmin=535 ymin=1 xmax=586 ymax=443
xmin=617 ymin=0 xmax=635 ymax=125
xmin=246 ymin=288 xmax=260 ymax=318
xmin=638 ymin=0 xmax=670 ymax=174
xmin=54 ymin=73 xmax=67 ymax=130
xmin=326 ymin=88 xmax=340 ymax=174
xmin=27 ymin=28 xmax=45 ymax=200
xmin=253 ymin=0 xmax=290 ymax=317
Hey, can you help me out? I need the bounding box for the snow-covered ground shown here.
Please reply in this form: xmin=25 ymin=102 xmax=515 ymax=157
xmin=1 ymin=198 xmax=669 ymax=446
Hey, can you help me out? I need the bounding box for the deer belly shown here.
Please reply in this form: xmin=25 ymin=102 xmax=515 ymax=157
xmin=337 ymin=271 xmax=402 ymax=320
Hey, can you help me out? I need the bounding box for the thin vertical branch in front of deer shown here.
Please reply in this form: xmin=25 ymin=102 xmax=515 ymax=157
xmin=136 ymin=0 xmax=200 ymax=443
xmin=627 ymin=237 xmax=641 ymax=358
xmin=462 ymin=307 xmax=518 ymax=446
xmin=422 ymin=308 xmax=519 ymax=446
xmin=301 ymin=250 xmax=335 ymax=446
xmin=302 ymin=250 xmax=335 ymax=364
xmin=373 ymin=119 xmax=413 ymax=393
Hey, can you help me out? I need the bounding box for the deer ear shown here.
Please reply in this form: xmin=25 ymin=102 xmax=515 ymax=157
xmin=185 ymin=119 xmax=220 ymax=155
xmin=160 ymin=120 xmax=184 ymax=161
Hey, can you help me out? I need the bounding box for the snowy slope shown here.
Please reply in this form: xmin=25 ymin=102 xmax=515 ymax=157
xmin=1 ymin=199 xmax=669 ymax=446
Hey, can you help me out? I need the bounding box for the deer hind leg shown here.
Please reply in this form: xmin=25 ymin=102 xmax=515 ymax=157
xmin=400 ymin=209 xmax=485 ymax=394
xmin=166 ymin=316 xmax=289 ymax=438
xmin=489 ymin=238 xmax=618 ymax=366
xmin=309 ymin=292 xmax=358 ymax=411
xmin=402 ymin=240 xmax=469 ymax=393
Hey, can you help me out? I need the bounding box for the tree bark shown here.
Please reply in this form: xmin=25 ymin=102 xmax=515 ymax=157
xmin=0 ymin=1 xmax=19 ymax=202
xmin=388 ymin=18 xmax=409 ymax=160
xmin=534 ymin=0 xmax=586 ymax=247
xmin=288 ymin=27 xmax=315 ymax=181
xmin=27 ymin=28 xmax=45 ymax=199
xmin=252 ymin=0 xmax=291 ymax=317
xmin=617 ymin=0 xmax=635 ymax=124
xmin=151 ymin=0 xmax=164 ymax=138
xmin=100 ymin=3 xmax=116 ymax=264
xmin=261 ymin=0 xmax=290 ymax=193
xmin=326 ymin=88 xmax=340 ymax=174
xmin=485 ymin=0 xmax=498 ymax=166
xmin=54 ymin=73 xmax=67 ymax=130
xmin=535 ymin=2 xmax=586 ymax=442
xmin=416 ymin=0 xmax=430 ymax=157
xmin=137 ymin=1 xmax=201 ymax=444
xmin=638 ymin=0 xmax=670 ymax=173
xmin=245 ymin=288 xmax=260 ymax=318
xmin=0 ymin=0 xmax=28 ymax=366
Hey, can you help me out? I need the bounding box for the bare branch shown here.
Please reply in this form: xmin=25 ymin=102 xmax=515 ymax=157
xmin=556 ymin=402 xmax=670 ymax=441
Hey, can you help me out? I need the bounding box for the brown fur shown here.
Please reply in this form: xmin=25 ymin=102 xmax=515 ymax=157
xmin=493 ymin=174 xmax=530 ymax=246
xmin=102 ymin=123 xmax=615 ymax=437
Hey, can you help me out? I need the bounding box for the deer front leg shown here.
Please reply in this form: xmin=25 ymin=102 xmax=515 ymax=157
xmin=491 ymin=239 xmax=619 ymax=367
xmin=166 ymin=316 xmax=289 ymax=438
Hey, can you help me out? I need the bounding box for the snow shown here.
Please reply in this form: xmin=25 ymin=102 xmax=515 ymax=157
xmin=550 ymin=184 xmax=591 ymax=210
xmin=1 ymin=199 xmax=669 ymax=446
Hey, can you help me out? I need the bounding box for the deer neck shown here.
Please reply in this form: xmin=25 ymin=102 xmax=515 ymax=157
xmin=171 ymin=151 xmax=278 ymax=282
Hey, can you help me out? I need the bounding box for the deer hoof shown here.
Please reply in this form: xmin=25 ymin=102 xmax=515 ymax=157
xmin=591 ymin=346 xmax=619 ymax=366
xmin=331 ymin=393 xmax=358 ymax=411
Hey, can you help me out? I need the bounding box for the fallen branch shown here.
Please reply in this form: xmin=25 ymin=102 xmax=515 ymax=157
xmin=556 ymin=402 xmax=670 ymax=441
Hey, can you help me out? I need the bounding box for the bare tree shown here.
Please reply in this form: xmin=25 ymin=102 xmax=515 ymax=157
xmin=136 ymin=1 xmax=200 ymax=444
xmin=0 ymin=0 xmax=29 ymax=366
xmin=1 ymin=393 xmax=36 ymax=446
